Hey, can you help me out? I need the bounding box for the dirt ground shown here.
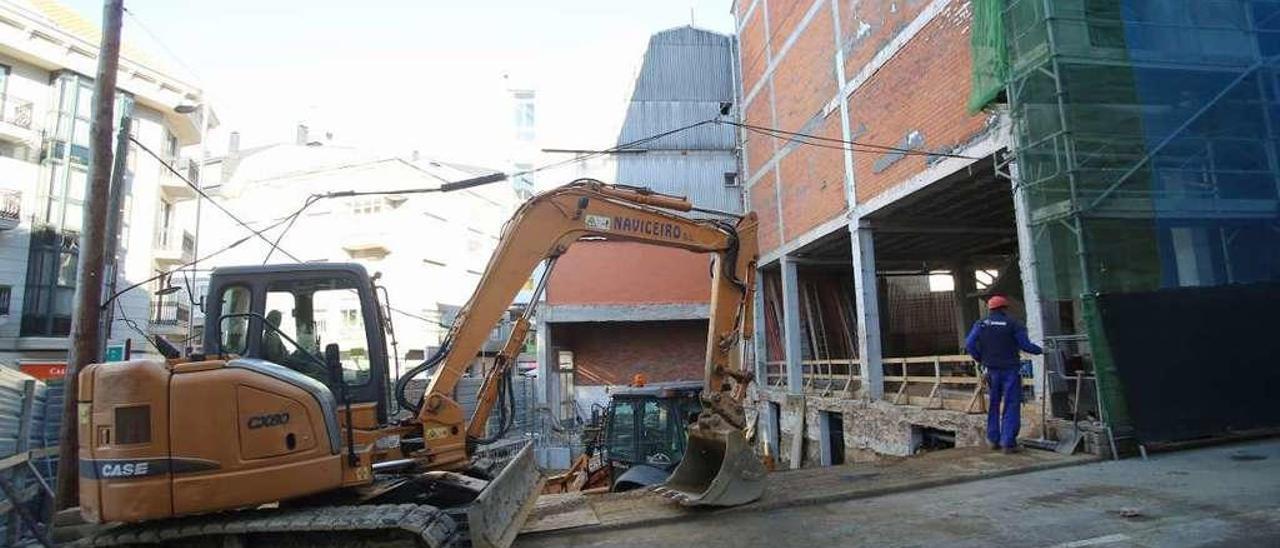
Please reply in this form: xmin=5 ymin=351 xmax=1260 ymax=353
xmin=520 ymin=444 xmax=1092 ymax=536
xmin=518 ymin=439 xmax=1280 ymax=547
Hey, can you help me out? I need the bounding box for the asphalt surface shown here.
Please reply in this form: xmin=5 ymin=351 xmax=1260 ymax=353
xmin=518 ymin=438 xmax=1280 ymax=547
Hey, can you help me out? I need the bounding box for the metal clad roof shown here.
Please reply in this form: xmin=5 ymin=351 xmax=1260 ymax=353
xmin=630 ymin=27 xmax=735 ymax=102
xmin=615 ymin=26 xmax=742 ymax=213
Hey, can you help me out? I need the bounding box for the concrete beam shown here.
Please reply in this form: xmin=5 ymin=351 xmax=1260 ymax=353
xmin=780 ymin=255 xmax=805 ymax=394
xmin=873 ymin=224 xmax=1016 ymax=236
xmin=849 ymin=223 xmax=884 ymax=399
xmin=541 ymin=303 xmax=709 ymax=323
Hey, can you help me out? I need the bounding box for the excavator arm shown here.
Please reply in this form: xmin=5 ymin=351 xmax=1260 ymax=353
xmin=405 ymin=179 xmax=763 ymax=505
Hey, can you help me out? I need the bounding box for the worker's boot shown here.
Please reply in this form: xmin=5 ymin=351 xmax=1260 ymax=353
xmin=1001 ymin=446 xmax=1021 ymax=455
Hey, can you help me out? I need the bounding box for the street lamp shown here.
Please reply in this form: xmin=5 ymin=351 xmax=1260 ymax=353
xmin=174 ymin=101 xmax=210 ymax=349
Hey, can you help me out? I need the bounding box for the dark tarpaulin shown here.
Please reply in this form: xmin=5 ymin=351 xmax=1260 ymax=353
xmin=1096 ymin=282 xmax=1280 ymax=443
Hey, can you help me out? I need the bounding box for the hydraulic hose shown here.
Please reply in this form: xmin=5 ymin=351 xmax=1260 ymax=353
xmin=395 ymin=340 xmax=450 ymax=414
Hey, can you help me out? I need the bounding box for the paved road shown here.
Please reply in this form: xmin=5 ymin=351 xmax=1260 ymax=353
xmin=519 ymin=439 xmax=1280 ymax=547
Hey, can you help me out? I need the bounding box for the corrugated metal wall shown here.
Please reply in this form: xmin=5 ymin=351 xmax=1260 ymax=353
xmin=0 ymin=368 xmax=59 ymax=544
xmin=615 ymin=26 xmax=743 ymax=215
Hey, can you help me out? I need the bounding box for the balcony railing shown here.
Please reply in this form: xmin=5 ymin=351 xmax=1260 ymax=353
xmin=0 ymin=94 xmax=34 ymax=129
xmin=154 ymin=229 xmax=196 ymax=262
xmin=1 ymin=189 xmax=19 ymax=229
xmin=152 ymin=300 xmax=191 ymax=326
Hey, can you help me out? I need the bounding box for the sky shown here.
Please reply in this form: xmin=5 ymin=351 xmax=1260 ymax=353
xmin=60 ymin=0 xmax=736 ymax=171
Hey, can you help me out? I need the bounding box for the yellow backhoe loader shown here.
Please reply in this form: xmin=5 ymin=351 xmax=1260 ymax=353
xmin=75 ymin=179 xmax=765 ymax=546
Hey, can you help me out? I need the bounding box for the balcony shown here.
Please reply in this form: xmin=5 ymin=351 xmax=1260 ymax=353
xmin=0 ymin=189 xmax=19 ymax=231
xmin=150 ymin=299 xmax=191 ymax=336
xmin=158 ymin=158 xmax=200 ymax=201
xmin=154 ymin=229 xmax=195 ymax=266
xmin=0 ymin=94 xmax=36 ymax=143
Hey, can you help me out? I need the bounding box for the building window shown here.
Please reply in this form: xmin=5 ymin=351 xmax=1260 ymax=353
xmin=20 ymin=228 xmax=78 ymax=336
xmin=724 ymin=172 xmax=739 ymax=187
xmin=348 ymin=196 xmax=383 ymax=215
xmin=513 ymin=90 xmax=535 ymax=142
xmin=513 ymin=164 xmax=535 ymax=200
xmin=163 ymin=129 xmax=179 ymax=162
xmin=156 ymin=199 xmax=174 ymax=247
xmin=40 ymin=73 xmax=133 ymax=234
xmin=0 ymin=285 xmax=10 ymax=315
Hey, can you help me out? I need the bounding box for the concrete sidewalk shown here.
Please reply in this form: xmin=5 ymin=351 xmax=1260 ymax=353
xmin=518 ymin=439 xmax=1280 ymax=547
xmin=520 ymin=444 xmax=1094 ymax=537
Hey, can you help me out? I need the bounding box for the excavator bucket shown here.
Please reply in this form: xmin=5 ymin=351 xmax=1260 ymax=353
xmin=654 ymin=420 xmax=766 ymax=507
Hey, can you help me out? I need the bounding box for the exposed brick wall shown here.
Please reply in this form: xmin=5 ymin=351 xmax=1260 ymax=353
xmin=553 ymin=320 xmax=708 ymax=386
xmin=744 ymin=83 xmax=775 ymax=177
xmin=839 ymin=0 xmax=931 ymax=81
xmin=768 ymin=0 xmax=815 ymax=59
xmin=770 ymin=5 xmax=835 ymax=134
xmin=749 ymin=173 xmax=783 ymax=254
xmin=848 ymin=5 xmax=987 ymax=204
xmin=547 ymin=241 xmax=711 ymax=305
xmin=778 ymin=114 xmax=847 ymax=241
xmin=741 ymin=5 xmax=770 ymax=106
xmin=736 ymin=0 xmax=991 ymax=252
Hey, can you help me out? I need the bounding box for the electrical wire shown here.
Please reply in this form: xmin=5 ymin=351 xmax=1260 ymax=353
xmin=121 ymin=7 xmax=203 ymax=83
xmin=113 ymin=300 xmax=163 ymax=354
xmin=512 ymin=119 xmax=718 ymax=178
xmin=721 ymin=120 xmax=982 ymax=160
xmin=129 ymin=135 xmax=304 ymax=262
xmin=100 ymin=204 xmax=309 ymax=309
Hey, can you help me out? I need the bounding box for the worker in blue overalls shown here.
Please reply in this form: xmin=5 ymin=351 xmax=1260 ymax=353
xmin=965 ymin=295 xmax=1043 ymax=454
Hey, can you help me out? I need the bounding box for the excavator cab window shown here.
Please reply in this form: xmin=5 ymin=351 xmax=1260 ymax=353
xmin=263 ymin=279 xmax=372 ymax=387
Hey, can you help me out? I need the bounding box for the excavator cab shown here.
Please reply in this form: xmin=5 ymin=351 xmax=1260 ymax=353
xmin=203 ymin=263 xmax=392 ymax=426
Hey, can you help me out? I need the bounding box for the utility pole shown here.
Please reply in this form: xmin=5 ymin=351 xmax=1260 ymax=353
xmin=56 ymin=0 xmax=124 ymax=510
xmin=100 ymin=109 xmax=132 ymax=352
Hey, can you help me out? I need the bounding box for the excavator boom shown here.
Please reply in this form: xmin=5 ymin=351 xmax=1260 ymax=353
xmin=408 ymin=179 xmax=764 ymax=506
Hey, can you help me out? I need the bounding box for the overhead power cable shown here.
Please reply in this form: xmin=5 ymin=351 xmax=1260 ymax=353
xmin=129 ymin=136 xmax=304 ymax=262
xmin=721 ymin=120 xmax=981 ymax=160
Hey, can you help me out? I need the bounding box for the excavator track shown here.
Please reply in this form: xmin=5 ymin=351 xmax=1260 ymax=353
xmin=80 ymin=503 xmax=458 ymax=547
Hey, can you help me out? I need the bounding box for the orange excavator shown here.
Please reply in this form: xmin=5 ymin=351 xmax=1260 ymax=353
xmin=75 ymin=180 xmax=765 ymax=546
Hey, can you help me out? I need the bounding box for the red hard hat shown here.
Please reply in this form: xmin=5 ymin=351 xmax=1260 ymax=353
xmin=987 ymin=295 xmax=1010 ymax=310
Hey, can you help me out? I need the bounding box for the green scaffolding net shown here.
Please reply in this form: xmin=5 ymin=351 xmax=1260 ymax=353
xmin=968 ymin=0 xmax=1009 ymax=113
xmin=1002 ymin=0 xmax=1280 ymax=434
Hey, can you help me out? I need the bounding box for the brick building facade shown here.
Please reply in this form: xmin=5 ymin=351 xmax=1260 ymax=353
xmin=734 ymin=0 xmax=1044 ymax=464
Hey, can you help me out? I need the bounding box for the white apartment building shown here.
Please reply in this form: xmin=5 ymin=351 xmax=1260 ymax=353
xmin=0 ymin=0 xmax=210 ymax=368
xmin=195 ymin=129 xmax=518 ymax=364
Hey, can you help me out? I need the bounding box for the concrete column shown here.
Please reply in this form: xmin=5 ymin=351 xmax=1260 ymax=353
xmin=849 ymin=222 xmax=884 ymax=399
xmin=752 ymin=271 xmax=775 ymax=453
xmin=952 ymin=262 xmax=979 ymax=349
xmin=752 ymin=271 xmax=768 ymax=389
xmin=780 ymin=255 xmax=805 ymax=394
xmin=535 ymin=317 xmax=557 ymax=408
xmin=1009 ymin=160 xmax=1048 ymax=401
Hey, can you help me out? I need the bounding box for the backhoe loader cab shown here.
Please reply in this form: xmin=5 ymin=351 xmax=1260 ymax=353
xmin=603 ymin=381 xmax=703 ymax=491
xmin=201 ymin=263 xmax=392 ymax=422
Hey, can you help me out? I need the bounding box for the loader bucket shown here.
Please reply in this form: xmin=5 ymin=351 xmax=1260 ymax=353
xmin=468 ymin=442 xmax=545 ymax=548
xmin=654 ymin=421 xmax=766 ymax=507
